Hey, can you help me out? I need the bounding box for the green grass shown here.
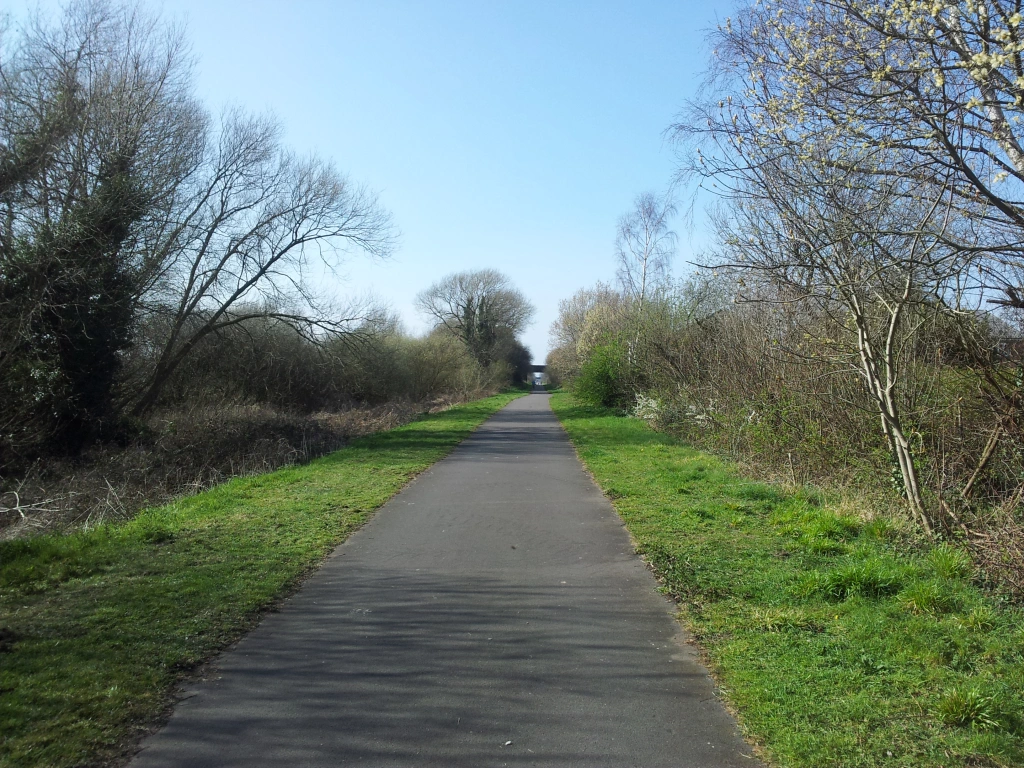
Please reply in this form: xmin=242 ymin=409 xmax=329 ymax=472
xmin=0 ymin=391 xmax=524 ymax=768
xmin=550 ymin=393 xmax=1024 ymax=768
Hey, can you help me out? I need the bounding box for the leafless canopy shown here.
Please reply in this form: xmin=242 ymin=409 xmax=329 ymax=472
xmin=130 ymin=109 xmax=396 ymax=414
xmin=615 ymin=192 xmax=676 ymax=310
xmin=0 ymin=0 xmax=398 ymax=460
xmin=675 ymin=0 xmax=1024 ymax=311
xmin=668 ymin=0 xmax=1016 ymax=530
xmin=416 ymin=269 xmax=534 ymax=365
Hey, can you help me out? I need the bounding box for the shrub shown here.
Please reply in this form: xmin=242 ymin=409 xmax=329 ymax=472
xmin=573 ymin=343 xmax=629 ymax=407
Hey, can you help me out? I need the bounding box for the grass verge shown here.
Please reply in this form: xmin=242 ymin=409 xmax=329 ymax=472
xmin=0 ymin=391 xmax=524 ymax=767
xmin=550 ymin=393 xmax=1024 ymax=768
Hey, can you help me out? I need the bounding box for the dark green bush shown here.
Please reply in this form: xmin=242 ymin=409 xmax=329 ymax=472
xmin=573 ymin=343 xmax=629 ymax=407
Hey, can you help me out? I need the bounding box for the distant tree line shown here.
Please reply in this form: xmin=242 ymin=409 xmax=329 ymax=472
xmin=550 ymin=1 xmax=1024 ymax=591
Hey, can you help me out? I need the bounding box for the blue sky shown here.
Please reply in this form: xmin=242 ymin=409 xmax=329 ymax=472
xmin=17 ymin=1 xmax=724 ymax=358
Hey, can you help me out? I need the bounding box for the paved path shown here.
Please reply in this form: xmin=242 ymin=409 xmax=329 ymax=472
xmin=132 ymin=393 xmax=759 ymax=767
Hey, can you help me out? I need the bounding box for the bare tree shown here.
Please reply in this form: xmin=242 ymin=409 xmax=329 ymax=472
xmin=129 ymin=110 xmax=396 ymax=415
xmin=724 ymin=154 xmax=972 ymax=529
xmin=615 ymin=192 xmax=676 ymax=361
xmin=696 ymin=0 xmax=1024 ymax=311
xmin=673 ymin=11 xmax=988 ymax=528
xmin=0 ymin=1 xmax=397 ymax=461
xmin=0 ymin=0 xmax=204 ymax=454
xmin=552 ymin=284 xmax=614 ymax=356
xmin=415 ymin=269 xmax=534 ymax=366
xmin=616 ymin=193 xmax=676 ymax=319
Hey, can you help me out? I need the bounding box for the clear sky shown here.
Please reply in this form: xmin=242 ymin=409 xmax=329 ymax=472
xmin=15 ymin=1 xmax=724 ymax=359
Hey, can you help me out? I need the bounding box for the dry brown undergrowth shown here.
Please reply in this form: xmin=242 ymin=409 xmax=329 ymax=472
xmin=966 ymin=494 xmax=1024 ymax=600
xmin=0 ymin=396 xmax=469 ymax=540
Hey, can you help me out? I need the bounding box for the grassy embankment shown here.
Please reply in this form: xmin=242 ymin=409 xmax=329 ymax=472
xmin=550 ymin=392 xmax=1024 ymax=768
xmin=0 ymin=391 xmax=524 ymax=768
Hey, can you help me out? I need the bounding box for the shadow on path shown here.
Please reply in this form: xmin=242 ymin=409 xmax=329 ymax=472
xmin=132 ymin=394 xmax=759 ymax=768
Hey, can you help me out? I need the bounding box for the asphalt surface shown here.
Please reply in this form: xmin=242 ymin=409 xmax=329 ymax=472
xmin=131 ymin=391 xmax=760 ymax=767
